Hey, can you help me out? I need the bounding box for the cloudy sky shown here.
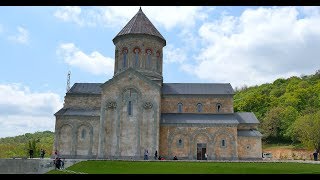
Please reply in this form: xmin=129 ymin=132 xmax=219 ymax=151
xmin=0 ymin=6 xmax=320 ymax=138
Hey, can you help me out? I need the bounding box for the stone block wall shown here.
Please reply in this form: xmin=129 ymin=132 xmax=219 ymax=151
xmin=54 ymin=116 xmax=100 ymax=159
xmin=100 ymin=69 xmax=161 ymax=159
xmin=114 ymin=35 xmax=164 ymax=76
xmin=161 ymin=95 xmax=234 ymax=114
xmin=159 ymin=125 xmax=238 ymax=160
xmin=63 ymin=94 xmax=101 ymax=109
xmin=237 ymin=136 xmax=262 ymax=160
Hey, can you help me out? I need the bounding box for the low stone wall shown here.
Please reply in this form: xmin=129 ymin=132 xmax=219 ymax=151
xmin=0 ymin=158 xmax=84 ymax=174
xmin=263 ymin=148 xmax=313 ymax=160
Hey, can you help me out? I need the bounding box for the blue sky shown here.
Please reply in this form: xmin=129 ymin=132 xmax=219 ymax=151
xmin=1 ymin=6 xmax=320 ymax=138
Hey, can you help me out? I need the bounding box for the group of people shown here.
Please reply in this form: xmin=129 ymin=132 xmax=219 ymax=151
xmin=53 ymin=150 xmax=65 ymax=170
xmin=54 ymin=157 xmax=65 ymax=170
xmin=143 ymin=149 xmax=178 ymax=160
xmin=28 ymin=148 xmax=46 ymax=159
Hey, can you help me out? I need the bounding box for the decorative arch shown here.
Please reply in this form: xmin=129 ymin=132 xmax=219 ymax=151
xmin=168 ymin=129 xmax=191 ymax=158
xmin=76 ymin=122 xmax=94 ymax=157
xmin=122 ymin=47 xmax=128 ymax=69
xmin=57 ymin=124 xmax=73 ymax=156
xmin=212 ymin=129 xmax=237 ymax=160
xmin=133 ymin=47 xmax=141 ymax=68
xmin=156 ymin=50 xmax=162 ymax=72
xmin=190 ymin=129 xmax=213 ymax=159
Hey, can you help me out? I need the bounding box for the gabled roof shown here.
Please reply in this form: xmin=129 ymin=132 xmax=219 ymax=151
xmin=66 ymin=82 xmax=236 ymax=96
xmin=54 ymin=108 xmax=100 ymax=117
xmin=101 ymin=67 xmax=161 ymax=90
xmin=162 ymin=83 xmax=235 ymax=95
xmin=161 ymin=113 xmax=239 ymax=125
xmin=160 ymin=112 xmax=260 ymax=125
xmin=67 ymin=83 xmax=102 ymax=95
xmin=113 ymin=7 xmax=166 ymax=45
xmin=238 ymin=130 xmax=262 ymax=137
xmin=235 ymin=112 xmax=260 ymax=124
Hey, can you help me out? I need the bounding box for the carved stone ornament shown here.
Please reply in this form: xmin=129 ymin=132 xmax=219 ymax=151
xmin=143 ymin=102 xmax=153 ymax=109
xmin=107 ymin=101 xmax=117 ymax=109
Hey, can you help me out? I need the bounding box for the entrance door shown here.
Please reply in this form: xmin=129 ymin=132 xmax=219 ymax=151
xmin=197 ymin=143 xmax=207 ymax=160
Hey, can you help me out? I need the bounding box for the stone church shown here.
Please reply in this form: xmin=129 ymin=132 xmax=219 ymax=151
xmin=54 ymin=8 xmax=262 ymax=160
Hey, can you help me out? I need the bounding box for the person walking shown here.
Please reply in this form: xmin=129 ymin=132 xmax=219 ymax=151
xmin=154 ymin=150 xmax=158 ymax=160
xmin=313 ymin=150 xmax=318 ymax=161
xmin=144 ymin=149 xmax=149 ymax=160
xmin=29 ymin=149 xmax=34 ymax=159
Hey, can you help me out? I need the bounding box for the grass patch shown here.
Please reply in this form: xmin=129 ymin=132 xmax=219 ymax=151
xmin=46 ymin=160 xmax=320 ymax=174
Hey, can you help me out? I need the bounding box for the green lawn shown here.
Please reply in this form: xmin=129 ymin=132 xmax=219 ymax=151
xmin=47 ymin=160 xmax=320 ymax=174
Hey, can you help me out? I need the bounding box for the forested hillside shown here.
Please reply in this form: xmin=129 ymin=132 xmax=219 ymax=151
xmin=234 ymin=70 xmax=320 ymax=151
xmin=0 ymin=131 xmax=54 ymax=158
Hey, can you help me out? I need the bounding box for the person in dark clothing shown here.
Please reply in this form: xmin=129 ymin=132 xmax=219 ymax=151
xmin=313 ymin=150 xmax=318 ymax=161
xmin=173 ymin=156 xmax=178 ymax=160
xmin=154 ymin=150 xmax=158 ymax=160
xmin=40 ymin=149 xmax=45 ymax=159
xmin=29 ymin=149 xmax=34 ymax=159
xmin=55 ymin=158 xmax=61 ymax=169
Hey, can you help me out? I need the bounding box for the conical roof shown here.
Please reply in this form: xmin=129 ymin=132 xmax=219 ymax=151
xmin=113 ymin=7 xmax=166 ymax=45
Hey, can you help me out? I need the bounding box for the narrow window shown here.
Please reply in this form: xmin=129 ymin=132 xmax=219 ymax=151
xmin=81 ymin=129 xmax=86 ymax=139
xmin=197 ymin=103 xmax=202 ymax=112
xmin=123 ymin=49 xmax=128 ymax=69
xmin=217 ymin=103 xmax=222 ymax=112
xmin=156 ymin=51 xmax=160 ymax=72
xmin=147 ymin=49 xmax=151 ymax=69
xmin=221 ymin=139 xmax=226 ymax=147
xmin=135 ymin=48 xmax=139 ymax=67
xmin=128 ymin=101 xmax=132 ymax=116
xmin=178 ymin=103 xmax=183 ymax=113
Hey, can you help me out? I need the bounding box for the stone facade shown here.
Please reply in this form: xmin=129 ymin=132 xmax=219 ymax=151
xmin=159 ymin=126 xmax=238 ymax=160
xmin=161 ymin=95 xmax=234 ymax=114
xmin=54 ymin=116 xmax=99 ymax=159
xmin=54 ymin=8 xmax=262 ymax=161
xmin=98 ymin=69 xmax=161 ymax=159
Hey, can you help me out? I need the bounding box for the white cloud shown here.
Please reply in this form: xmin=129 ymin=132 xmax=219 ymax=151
xmin=184 ymin=6 xmax=320 ymax=88
xmin=57 ymin=43 xmax=114 ymax=76
xmin=0 ymin=83 xmax=63 ymax=138
xmin=163 ymin=44 xmax=187 ymax=64
xmin=8 ymin=26 xmax=29 ymax=44
xmin=54 ymin=6 xmax=211 ymax=30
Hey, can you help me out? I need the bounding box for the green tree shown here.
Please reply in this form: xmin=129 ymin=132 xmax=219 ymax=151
xmin=292 ymin=110 xmax=320 ymax=152
xmin=261 ymin=106 xmax=284 ymax=142
xmin=26 ymin=138 xmax=40 ymax=158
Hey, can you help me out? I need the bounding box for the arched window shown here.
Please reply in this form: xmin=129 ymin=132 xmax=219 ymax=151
xmin=197 ymin=103 xmax=202 ymax=113
xmin=134 ymin=48 xmax=140 ymax=68
xmin=221 ymin=139 xmax=226 ymax=147
xmin=178 ymin=103 xmax=183 ymax=113
xmin=177 ymin=139 xmax=183 ymax=148
xmin=81 ymin=129 xmax=86 ymax=139
xmin=123 ymin=49 xmax=128 ymax=69
xmin=128 ymin=101 xmax=132 ymax=116
xmin=216 ymin=103 xmax=222 ymax=112
xmin=156 ymin=51 xmax=160 ymax=72
xmin=146 ymin=49 xmax=152 ymax=69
